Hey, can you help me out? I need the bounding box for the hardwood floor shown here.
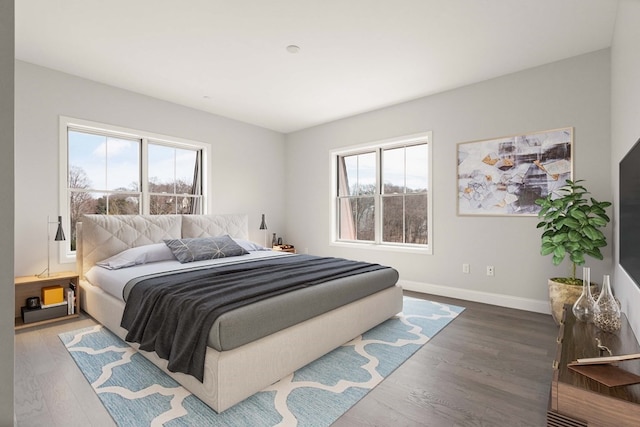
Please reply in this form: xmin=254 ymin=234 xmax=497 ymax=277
xmin=333 ymin=292 xmax=557 ymax=426
xmin=14 ymin=291 xmax=557 ymax=426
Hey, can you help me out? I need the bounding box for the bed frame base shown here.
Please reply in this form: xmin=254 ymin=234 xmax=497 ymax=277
xmin=80 ymin=280 xmax=403 ymax=413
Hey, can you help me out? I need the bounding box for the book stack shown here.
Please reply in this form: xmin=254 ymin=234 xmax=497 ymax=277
xmin=67 ymin=285 xmax=75 ymax=315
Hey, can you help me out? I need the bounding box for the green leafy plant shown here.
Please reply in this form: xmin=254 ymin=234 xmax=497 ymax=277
xmin=535 ymin=179 xmax=611 ymax=285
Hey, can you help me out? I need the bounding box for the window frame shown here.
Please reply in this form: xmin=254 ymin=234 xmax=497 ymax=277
xmin=59 ymin=116 xmax=210 ymax=263
xmin=330 ymin=131 xmax=433 ymax=254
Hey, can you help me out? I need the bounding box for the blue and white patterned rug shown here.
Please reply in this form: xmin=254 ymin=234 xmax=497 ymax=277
xmin=59 ymin=297 xmax=464 ymax=426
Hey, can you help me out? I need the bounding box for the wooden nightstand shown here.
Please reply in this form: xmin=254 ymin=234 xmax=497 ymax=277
xmin=272 ymin=245 xmax=296 ymax=253
xmin=14 ymin=271 xmax=80 ymax=330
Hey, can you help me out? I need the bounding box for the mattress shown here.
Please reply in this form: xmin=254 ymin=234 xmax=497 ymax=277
xmin=86 ymin=251 xmax=399 ymax=352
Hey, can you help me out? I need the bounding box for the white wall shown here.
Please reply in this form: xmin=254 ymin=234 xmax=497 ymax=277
xmin=0 ymin=0 xmax=14 ymax=423
xmin=285 ymin=50 xmax=612 ymax=313
xmin=14 ymin=61 xmax=287 ymax=276
xmin=611 ymin=0 xmax=640 ymax=340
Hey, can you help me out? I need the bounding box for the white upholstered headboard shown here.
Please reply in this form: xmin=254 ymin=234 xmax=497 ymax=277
xmin=77 ymin=214 xmax=249 ymax=277
xmin=181 ymin=214 xmax=249 ymax=240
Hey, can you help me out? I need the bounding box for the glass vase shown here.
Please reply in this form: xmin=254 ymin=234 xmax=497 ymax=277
xmin=593 ymin=275 xmax=621 ymax=333
xmin=572 ymin=267 xmax=595 ymax=322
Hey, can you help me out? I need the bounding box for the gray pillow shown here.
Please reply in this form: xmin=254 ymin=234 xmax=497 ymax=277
xmin=164 ymin=235 xmax=249 ymax=263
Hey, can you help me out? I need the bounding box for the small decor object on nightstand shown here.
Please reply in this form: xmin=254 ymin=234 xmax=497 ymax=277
xmin=26 ymin=296 xmax=40 ymax=309
xmin=273 ymin=244 xmax=296 ymax=253
xmin=41 ymin=285 xmax=64 ymax=305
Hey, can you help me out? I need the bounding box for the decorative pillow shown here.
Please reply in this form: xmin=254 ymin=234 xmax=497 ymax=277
xmin=164 ymin=235 xmax=249 ymax=263
xmin=231 ymin=238 xmax=270 ymax=251
xmin=96 ymin=243 xmax=176 ymax=270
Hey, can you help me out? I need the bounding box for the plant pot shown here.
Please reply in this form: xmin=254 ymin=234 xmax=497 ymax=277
xmin=548 ymin=278 xmax=598 ymax=325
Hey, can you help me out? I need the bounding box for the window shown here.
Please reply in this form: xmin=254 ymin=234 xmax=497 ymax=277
xmin=147 ymin=144 xmax=203 ymax=215
xmin=333 ymin=132 xmax=432 ymax=252
xmin=60 ymin=117 xmax=208 ymax=256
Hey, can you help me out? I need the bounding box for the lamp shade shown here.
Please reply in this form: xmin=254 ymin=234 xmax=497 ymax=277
xmin=54 ymin=216 xmax=66 ymax=241
xmin=259 ymin=214 xmax=267 ymax=230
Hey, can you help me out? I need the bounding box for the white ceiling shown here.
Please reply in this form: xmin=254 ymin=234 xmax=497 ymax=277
xmin=15 ymin=0 xmax=619 ymax=133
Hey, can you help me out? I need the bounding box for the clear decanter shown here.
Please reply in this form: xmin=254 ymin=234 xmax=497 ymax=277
xmin=572 ymin=267 xmax=596 ymax=322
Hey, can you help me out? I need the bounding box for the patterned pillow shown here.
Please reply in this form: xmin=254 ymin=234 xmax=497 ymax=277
xmin=164 ymin=235 xmax=249 ymax=263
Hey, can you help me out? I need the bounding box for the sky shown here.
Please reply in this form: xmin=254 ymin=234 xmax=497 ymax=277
xmin=344 ymin=144 xmax=428 ymax=195
xmin=68 ymin=130 xmax=197 ymax=192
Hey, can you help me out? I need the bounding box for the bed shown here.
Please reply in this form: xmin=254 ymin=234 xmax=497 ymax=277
xmin=76 ymin=214 xmax=403 ymax=413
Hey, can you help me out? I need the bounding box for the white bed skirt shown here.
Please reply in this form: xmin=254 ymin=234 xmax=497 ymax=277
xmin=80 ymin=280 xmax=403 ymax=412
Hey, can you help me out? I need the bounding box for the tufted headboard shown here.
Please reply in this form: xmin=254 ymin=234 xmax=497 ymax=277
xmin=77 ymin=214 xmax=249 ymax=277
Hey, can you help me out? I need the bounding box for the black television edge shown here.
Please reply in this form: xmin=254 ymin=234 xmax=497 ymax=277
xmin=619 ymin=137 xmax=640 ymax=289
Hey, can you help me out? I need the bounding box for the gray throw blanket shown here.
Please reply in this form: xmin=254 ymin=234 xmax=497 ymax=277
xmin=120 ymin=254 xmax=389 ymax=381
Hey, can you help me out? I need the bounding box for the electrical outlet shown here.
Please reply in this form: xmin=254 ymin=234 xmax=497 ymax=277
xmin=462 ymin=263 xmax=470 ymax=274
xmin=486 ymin=266 xmax=494 ymax=276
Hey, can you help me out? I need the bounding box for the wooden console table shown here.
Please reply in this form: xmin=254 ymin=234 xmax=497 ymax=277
xmin=548 ymin=306 xmax=640 ymax=426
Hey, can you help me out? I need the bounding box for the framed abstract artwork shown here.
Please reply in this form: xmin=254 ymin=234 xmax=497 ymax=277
xmin=457 ymin=127 xmax=573 ymax=216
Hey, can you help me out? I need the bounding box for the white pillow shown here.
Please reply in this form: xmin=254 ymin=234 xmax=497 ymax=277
xmin=231 ymin=238 xmax=270 ymax=251
xmin=96 ymin=243 xmax=176 ymax=270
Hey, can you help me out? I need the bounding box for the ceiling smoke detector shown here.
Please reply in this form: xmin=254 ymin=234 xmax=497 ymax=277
xmin=286 ymin=45 xmax=301 ymax=54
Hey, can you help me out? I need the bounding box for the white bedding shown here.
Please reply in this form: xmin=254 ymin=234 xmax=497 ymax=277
xmin=86 ymin=250 xmax=291 ymax=301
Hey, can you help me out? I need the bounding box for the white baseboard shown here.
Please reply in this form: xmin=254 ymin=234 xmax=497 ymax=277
xmin=399 ymin=280 xmax=551 ymax=315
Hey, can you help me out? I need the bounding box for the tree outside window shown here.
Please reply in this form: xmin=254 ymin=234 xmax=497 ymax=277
xmin=382 ymin=144 xmax=428 ymax=244
xmin=335 ymin=134 xmax=431 ymax=249
xmin=66 ymin=128 xmax=203 ymax=251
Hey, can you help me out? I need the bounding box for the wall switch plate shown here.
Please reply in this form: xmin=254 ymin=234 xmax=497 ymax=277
xmin=487 ymin=266 xmax=494 ymax=276
xmin=463 ymin=263 xmax=470 ymax=274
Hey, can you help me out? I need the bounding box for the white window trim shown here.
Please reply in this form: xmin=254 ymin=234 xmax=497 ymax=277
xmin=58 ymin=116 xmax=211 ymax=263
xmin=329 ymin=131 xmax=433 ymax=255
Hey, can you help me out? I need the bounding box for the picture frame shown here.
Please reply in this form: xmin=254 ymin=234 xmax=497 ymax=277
xmin=457 ymin=127 xmax=573 ymax=216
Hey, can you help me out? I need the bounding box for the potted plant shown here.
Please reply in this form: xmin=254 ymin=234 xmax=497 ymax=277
xmin=535 ymin=179 xmax=611 ymax=324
